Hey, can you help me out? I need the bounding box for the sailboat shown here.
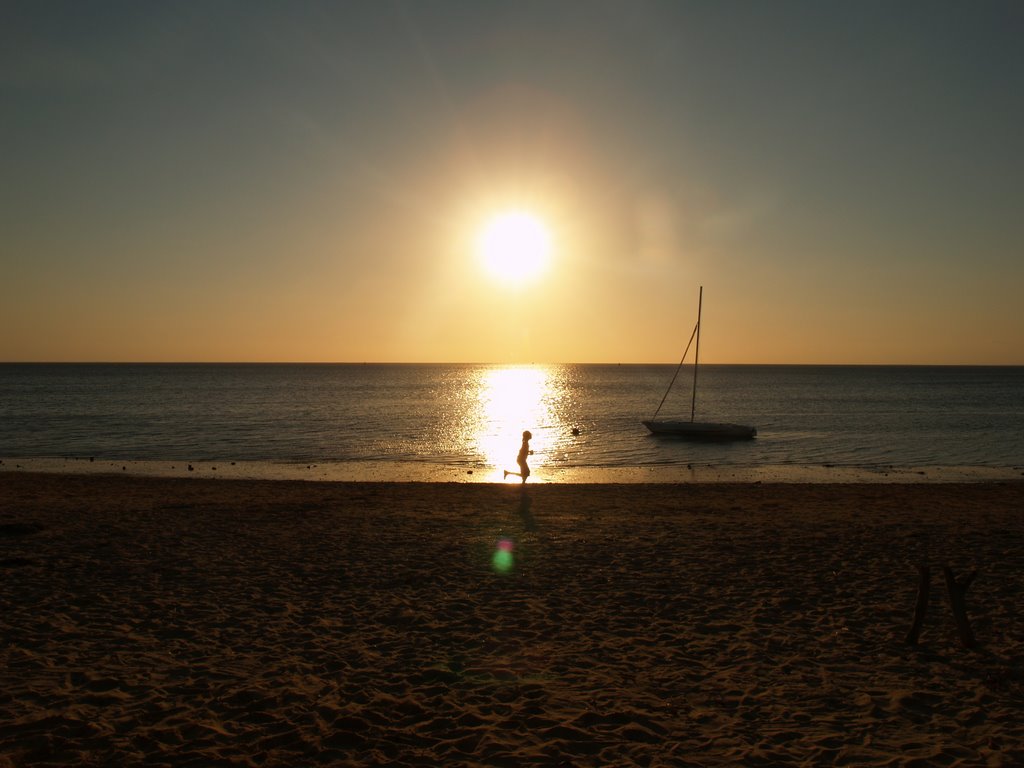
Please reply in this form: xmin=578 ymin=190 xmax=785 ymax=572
xmin=642 ymin=286 xmax=757 ymax=440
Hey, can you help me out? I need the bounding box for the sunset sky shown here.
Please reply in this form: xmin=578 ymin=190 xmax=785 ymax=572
xmin=2 ymin=1 xmax=1021 ymax=364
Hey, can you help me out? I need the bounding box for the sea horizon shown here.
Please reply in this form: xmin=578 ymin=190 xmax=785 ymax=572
xmin=4 ymin=361 xmax=1023 ymax=367
xmin=2 ymin=363 xmax=1022 ymax=484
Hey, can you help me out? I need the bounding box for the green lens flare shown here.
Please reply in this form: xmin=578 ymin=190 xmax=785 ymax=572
xmin=492 ymin=538 xmax=514 ymax=573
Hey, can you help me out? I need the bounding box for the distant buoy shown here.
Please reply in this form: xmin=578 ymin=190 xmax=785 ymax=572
xmin=571 ymin=427 xmax=581 ymax=436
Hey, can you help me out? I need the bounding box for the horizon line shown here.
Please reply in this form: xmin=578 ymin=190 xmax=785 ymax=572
xmin=2 ymin=360 xmax=1023 ymax=368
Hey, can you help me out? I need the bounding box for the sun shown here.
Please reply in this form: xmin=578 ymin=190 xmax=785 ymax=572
xmin=476 ymin=210 xmax=552 ymax=284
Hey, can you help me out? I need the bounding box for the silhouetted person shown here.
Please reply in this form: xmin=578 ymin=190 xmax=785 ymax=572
xmin=504 ymin=430 xmax=533 ymax=483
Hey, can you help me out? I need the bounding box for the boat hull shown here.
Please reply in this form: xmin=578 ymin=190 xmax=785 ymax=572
xmin=643 ymin=420 xmax=757 ymax=440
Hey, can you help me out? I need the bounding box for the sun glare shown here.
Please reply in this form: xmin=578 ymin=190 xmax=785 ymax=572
xmin=477 ymin=210 xmax=552 ymax=284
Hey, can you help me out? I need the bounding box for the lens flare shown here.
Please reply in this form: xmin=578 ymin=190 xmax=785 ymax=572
xmin=492 ymin=538 xmax=515 ymax=573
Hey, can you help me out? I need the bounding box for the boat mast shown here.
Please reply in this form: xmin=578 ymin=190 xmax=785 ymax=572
xmin=690 ymin=286 xmax=702 ymax=422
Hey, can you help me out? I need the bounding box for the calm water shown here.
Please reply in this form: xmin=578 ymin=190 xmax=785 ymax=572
xmin=1 ymin=364 xmax=1022 ymax=479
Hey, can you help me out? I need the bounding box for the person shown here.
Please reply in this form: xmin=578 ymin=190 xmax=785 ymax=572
xmin=504 ymin=430 xmax=534 ymax=483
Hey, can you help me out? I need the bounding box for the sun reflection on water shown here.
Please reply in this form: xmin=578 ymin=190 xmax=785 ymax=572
xmin=473 ymin=366 xmax=562 ymax=482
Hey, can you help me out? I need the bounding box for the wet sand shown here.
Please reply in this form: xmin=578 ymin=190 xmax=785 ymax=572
xmin=5 ymin=455 xmax=1023 ymax=484
xmin=2 ymin=472 xmax=1023 ymax=766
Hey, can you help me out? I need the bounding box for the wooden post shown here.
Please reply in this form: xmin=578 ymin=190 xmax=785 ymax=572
xmin=943 ymin=567 xmax=978 ymax=649
xmin=905 ymin=564 xmax=930 ymax=645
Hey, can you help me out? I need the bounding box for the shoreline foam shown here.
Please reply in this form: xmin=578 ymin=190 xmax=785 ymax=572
xmin=3 ymin=455 xmax=1023 ymax=484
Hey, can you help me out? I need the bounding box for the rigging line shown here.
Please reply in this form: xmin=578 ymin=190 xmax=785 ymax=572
xmin=650 ymin=321 xmax=699 ymax=421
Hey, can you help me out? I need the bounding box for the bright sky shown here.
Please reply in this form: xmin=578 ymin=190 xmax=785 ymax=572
xmin=2 ymin=1 xmax=1021 ymax=364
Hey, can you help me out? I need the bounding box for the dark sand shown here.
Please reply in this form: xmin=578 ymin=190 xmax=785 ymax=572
xmin=2 ymin=473 xmax=1023 ymax=766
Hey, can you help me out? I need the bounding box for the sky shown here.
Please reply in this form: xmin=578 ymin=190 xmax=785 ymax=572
xmin=2 ymin=1 xmax=1022 ymax=364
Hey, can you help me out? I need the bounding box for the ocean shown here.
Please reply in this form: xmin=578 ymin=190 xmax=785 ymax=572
xmin=1 ymin=363 xmax=1022 ymax=483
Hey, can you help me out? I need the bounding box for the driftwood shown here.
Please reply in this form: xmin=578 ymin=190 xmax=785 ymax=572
xmin=943 ymin=566 xmax=978 ymax=649
xmin=905 ymin=564 xmax=979 ymax=649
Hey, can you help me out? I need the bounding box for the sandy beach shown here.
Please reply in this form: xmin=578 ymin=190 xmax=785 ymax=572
xmin=2 ymin=473 xmax=1023 ymax=766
